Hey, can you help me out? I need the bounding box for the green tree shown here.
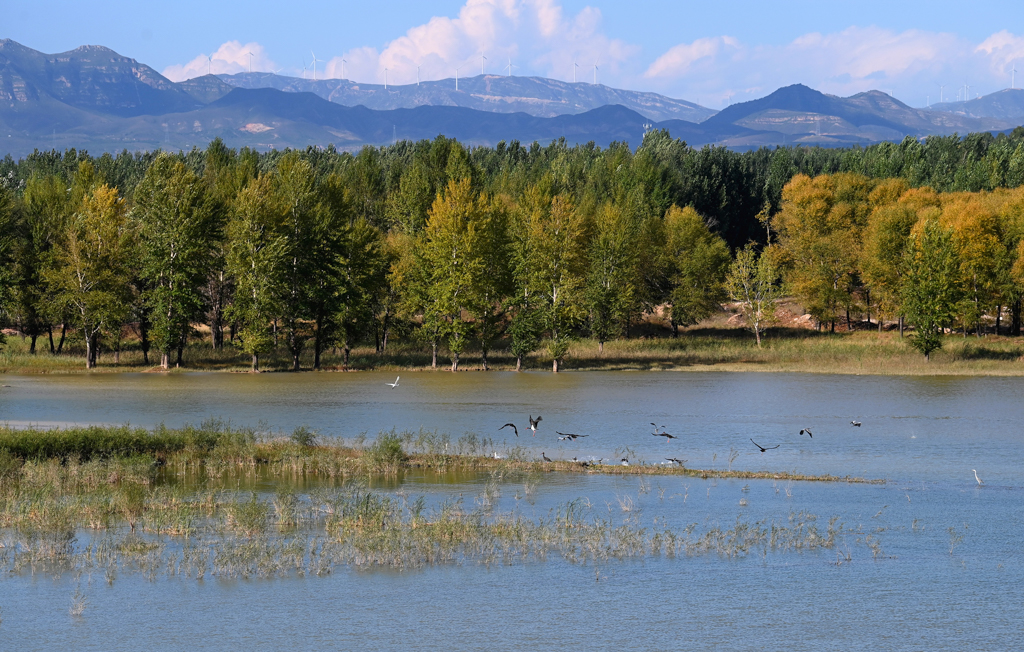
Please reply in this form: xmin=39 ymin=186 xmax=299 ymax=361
xmin=902 ymin=219 xmax=962 ymax=360
xmin=274 ymin=153 xmax=319 ymax=370
xmin=526 ymin=193 xmax=588 ymax=372
xmin=226 ymin=176 xmax=287 ymax=371
xmin=586 ymin=202 xmax=638 ymax=352
xmin=0 ymin=185 xmax=15 ymax=351
xmin=133 ymin=155 xmax=223 ymax=368
xmin=663 ymin=205 xmax=731 ymax=335
xmin=45 ymin=184 xmax=135 ymax=368
xmin=420 ymin=179 xmax=485 ymax=371
xmin=726 ymin=244 xmax=782 ymax=348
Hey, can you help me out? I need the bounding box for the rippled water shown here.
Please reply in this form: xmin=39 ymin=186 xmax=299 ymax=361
xmin=1 ymin=371 xmax=1022 ymax=649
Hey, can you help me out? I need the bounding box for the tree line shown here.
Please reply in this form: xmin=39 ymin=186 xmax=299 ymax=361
xmin=0 ymin=127 xmax=1023 ymax=369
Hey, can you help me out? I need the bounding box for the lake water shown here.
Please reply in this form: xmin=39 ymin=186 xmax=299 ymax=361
xmin=1 ymin=371 xmax=1022 ymax=649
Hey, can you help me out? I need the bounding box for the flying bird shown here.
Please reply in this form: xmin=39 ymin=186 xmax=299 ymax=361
xmin=651 ymin=423 xmax=666 ymax=434
xmin=750 ymin=438 xmax=780 ymax=453
xmin=973 ymin=469 xmax=983 ymax=486
xmin=542 ymin=452 xmax=552 ymax=462
xmin=653 ymin=432 xmax=679 ymax=441
xmin=386 ymin=376 xmax=400 ymax=388
xmin=528 ymin=415 xmax=542 ymax=436
xmin=557 ymin=432 xmax=588 ymax=441
xmin=666 ymin=458 xmax=687 ymax=466
xmin=799 ymin=428 xmax=813 ymax=438
xmin=850 ymin=420 xmax=862 ymax=427
xmin=499 ymin=423 xmax=519 ymax=437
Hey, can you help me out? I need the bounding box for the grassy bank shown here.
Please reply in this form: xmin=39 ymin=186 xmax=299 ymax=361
xmin=0 ymin=424 xmax=881 ymax=587
xmin=3 ymin=325 xmax=1024 ymax=375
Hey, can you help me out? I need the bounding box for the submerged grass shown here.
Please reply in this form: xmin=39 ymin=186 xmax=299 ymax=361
xmin=0 ymin=423 xmax=886 ymax=583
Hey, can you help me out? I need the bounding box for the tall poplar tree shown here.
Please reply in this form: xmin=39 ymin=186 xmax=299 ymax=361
xmin=134 ymin=155 xmax=223 ymax=368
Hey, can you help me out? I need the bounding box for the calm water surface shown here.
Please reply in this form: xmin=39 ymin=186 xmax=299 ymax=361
xmin=1 ymin=371 xmax=1022 ymax=649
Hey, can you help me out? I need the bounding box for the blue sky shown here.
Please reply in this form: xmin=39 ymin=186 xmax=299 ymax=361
xmin=5 ymin=0 xmax=1023 ymax=107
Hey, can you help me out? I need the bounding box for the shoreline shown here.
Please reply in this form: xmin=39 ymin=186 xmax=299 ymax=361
xmin=3 ymin=327 xmax=1024 ymax=377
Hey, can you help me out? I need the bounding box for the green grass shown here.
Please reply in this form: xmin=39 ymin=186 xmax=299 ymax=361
xmin=4 ymin=320 xmax=1024 ymax=376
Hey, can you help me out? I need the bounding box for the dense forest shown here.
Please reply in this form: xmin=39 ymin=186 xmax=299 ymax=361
xmin=2 ymin=127 xmax=1024 ymax=369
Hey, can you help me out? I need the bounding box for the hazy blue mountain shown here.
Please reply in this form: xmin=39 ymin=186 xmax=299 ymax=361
xmin=927 ymin=89 xmax=1024 ymax=122
xmin=216 ymin=72 xmax=717 ymax=123
xmin=2 ymin=39 xmax=1022 ymax=158
xmin=701 ymin=84 xmax=1017 ymax=147
xmin=0 ymin=39 xmax=200 ymax=117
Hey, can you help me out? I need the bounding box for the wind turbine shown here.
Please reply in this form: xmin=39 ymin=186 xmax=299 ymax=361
xmin=481 ymin=53 xmax=487 ymax=75
xmin=573 ymin=59 xmax=579 ymax=83
xmin=505 ymin=57 xmax=516 ymax=77
xmin=383 ymin=67 xmax=388 ymax=89
xmin=310 ymin=52 xmax=318 ymax=81
xmin=593 ymin=60 xmax=598 ymax=85
xmin=246 ymin=51 xmax=254 ymax=73
xmin=416 ymin=64 xmax=421 ymax=85
xmin=207 ymin=56 xmax=212 ymax=75
xmin=939 ymin=84 xmax=945 ymax=103
xmin=341 ymin=59 xmax=347 ymax=80
xmin=455 ymin=65 xmax=463 ymax=91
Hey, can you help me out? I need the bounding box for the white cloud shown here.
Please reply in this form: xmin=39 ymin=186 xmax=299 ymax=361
xmin=323 ymin=0 xmax=637 ymax=86
xmin=162 ymin=41 xmax=277 ymax=82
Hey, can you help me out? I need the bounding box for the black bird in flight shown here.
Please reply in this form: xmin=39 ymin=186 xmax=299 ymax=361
xmin=799 ymin=428 xmax=813 ymax=438
xmin=499 ymin=423 xmax=519 ymax=437
xmin=557 ymin=432 xmax=588 ymax=441
xmin=542 ymin=452 xmax=552 ymax=462
xmin=653 ymin=432 xmax=679 ymax=441
xmin=850 ymin=420 xmax=862 ymax=427
xmin=666 ymin=458 xmax=687 ymax=466
xmin=529 ymin=415 xmax=543 ymax=436
xmin=750 ymin=438 xmax=780 ymax=453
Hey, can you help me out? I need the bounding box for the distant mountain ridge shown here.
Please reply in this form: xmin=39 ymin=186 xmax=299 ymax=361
xmin=928 ymin=89 xmax=1024 ymax=122
xmin=214 ymin=72 xmax=717 ymax=124
xmin=0 ymin=39 xmax=1022 ymax=157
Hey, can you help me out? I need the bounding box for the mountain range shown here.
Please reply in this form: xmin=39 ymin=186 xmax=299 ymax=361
xmin=1 ymin=38 xmax=1022 ymax=158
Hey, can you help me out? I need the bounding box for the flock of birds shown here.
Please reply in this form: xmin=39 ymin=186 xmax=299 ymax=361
xmin=496 ymin=414 xmax=871 ymax=465
xmin=385 ymin=376 xmax=985 ymax=484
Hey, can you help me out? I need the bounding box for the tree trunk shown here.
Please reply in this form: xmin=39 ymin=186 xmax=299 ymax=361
xmin=1013 ymin=298 xmax=1022 ymax=336
xmin=252 ymin=352 xmax=259 ymax=372
xmin=598 ymin=340 xmax=604 ymax=354
xmin=516 ymin=355 xmax=522 ymax=372
xmin=996 ymin=304 xmax=1002 ymax=335
xmin=292 ymin=352 xmax=300 ymax=371
xmin=899 ymin=316 xmax=904 ymax=338
xmin=381 ymin=310 xmax=391 ymax=354
xmin=343 ymin=344 xmax=351 ymax=370
xmin=176 ymin=342 xmax=184 ymax=367
xmin=431 ymin=342 xmax=437 ymax=369
xmin=29 ymin=334 xmax=37 ymax=354
xmin=273 ymin=319 xmax=278 ymax=346
xmin=85 ymin=334 xmax=95 ymax=369
xmin=48 ymin=325 xmax=55 ymax=354
xmin=845 ymin=307 xmax=851 ymax=330
xmin=552 ymin=357 xmax=560 ymax=373
xmin=139 ymin=311 xmax=150 ymax=364
xmin=161 ymin=352 xmax=170 ymax=370
xmin=56 ymin=322 xmax=67 ymax=354
xmin=481 ymin=347 xmax=489 ymax=371
xmin=671 ymin=322 xmax=678 ymax=338
xmin=451 ymin=351 xmax=459 ymax=372
xmin=313 ymin=317 xmax=323 ymax=371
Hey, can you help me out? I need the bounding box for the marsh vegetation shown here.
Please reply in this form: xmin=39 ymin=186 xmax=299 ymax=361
xmin=0 ymin=423 xmax=879 ymax=585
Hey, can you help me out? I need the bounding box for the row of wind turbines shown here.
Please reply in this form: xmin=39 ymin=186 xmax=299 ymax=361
xmin=928 ymin=63 xmax=1018 ymax=106
xmin=222 ymin=51 xmax=604 ymax=90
